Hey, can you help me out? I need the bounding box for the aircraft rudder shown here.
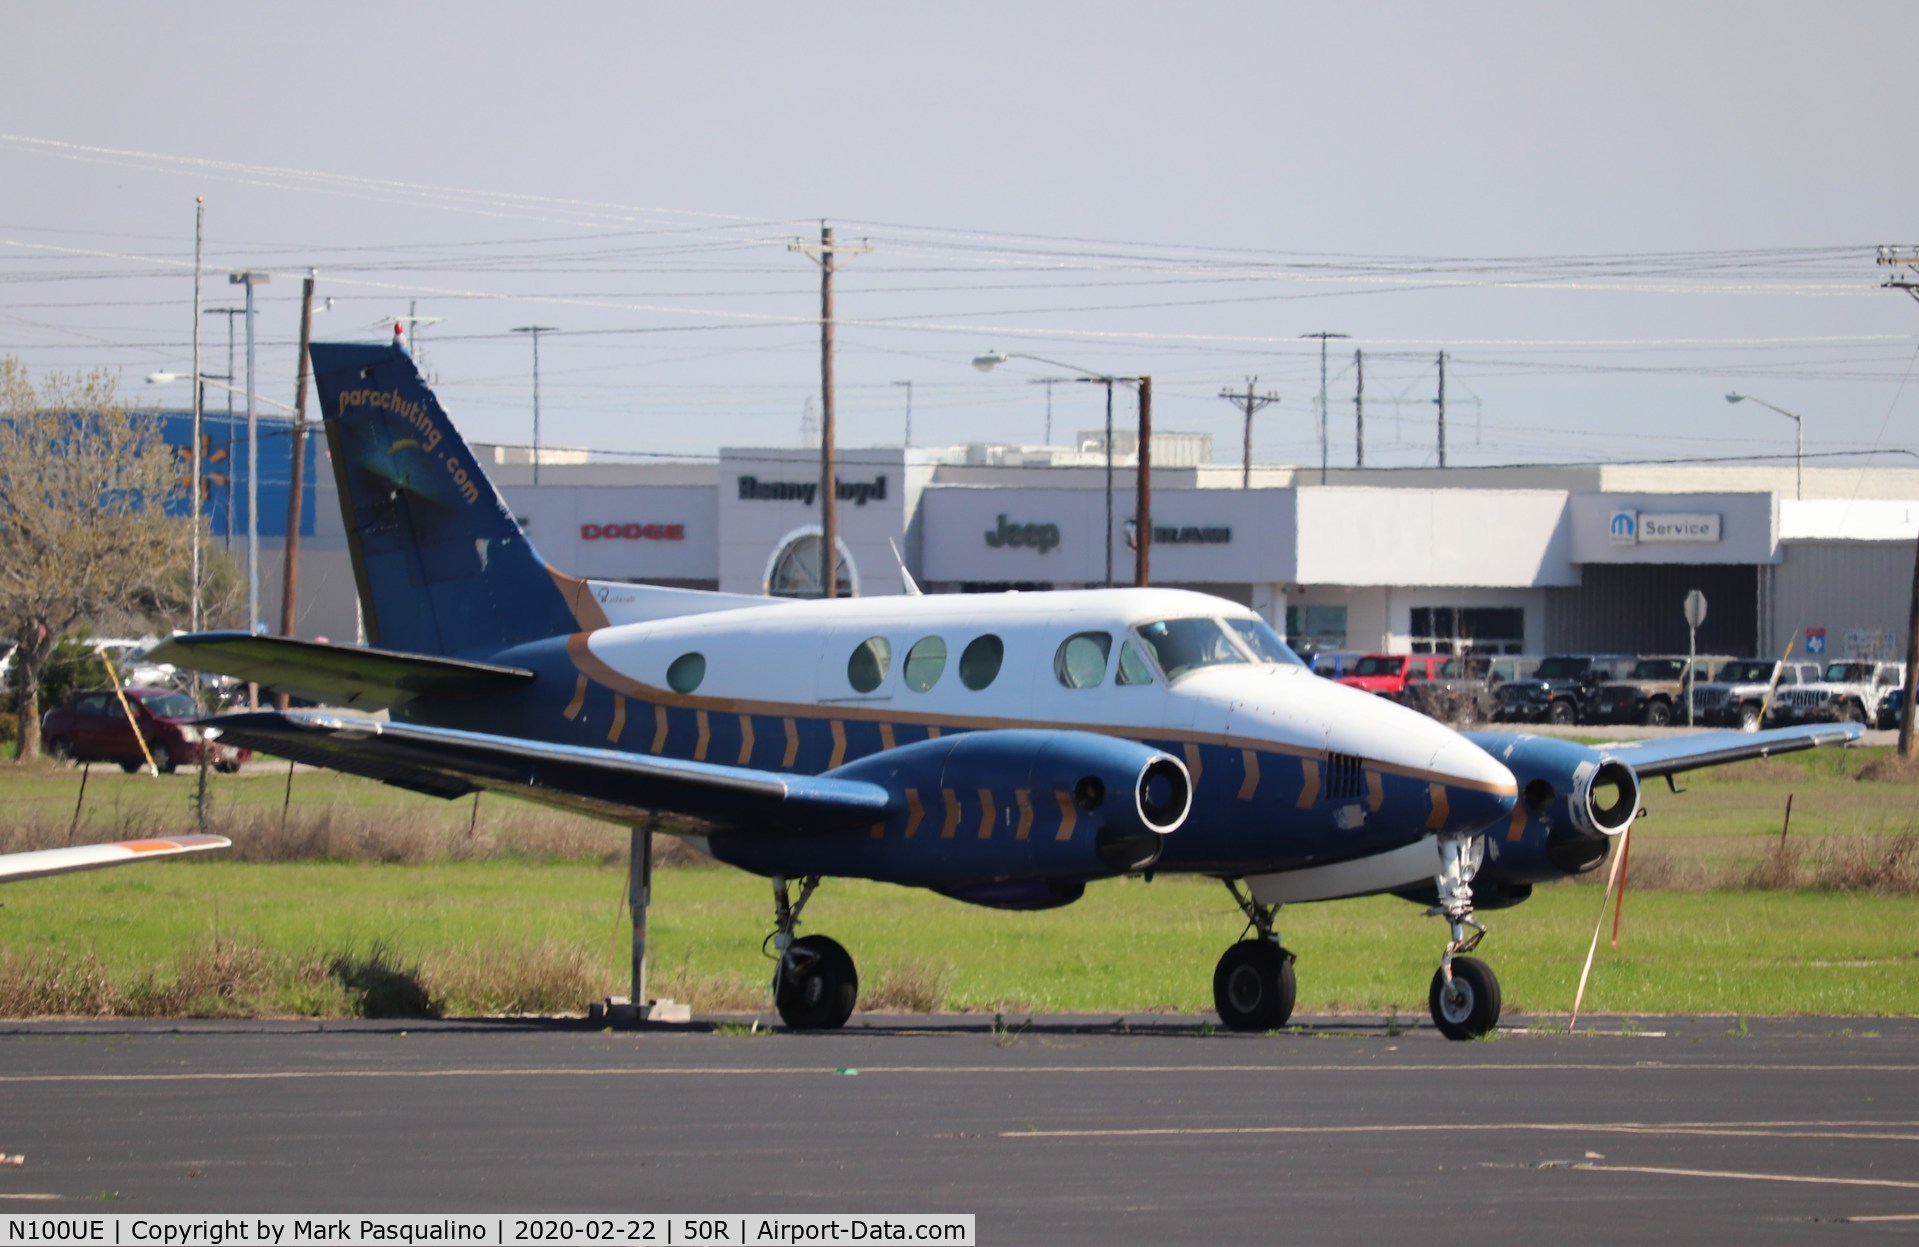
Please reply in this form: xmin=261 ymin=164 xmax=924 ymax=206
xmin=307 ymin=342 xmax=583 ymax=656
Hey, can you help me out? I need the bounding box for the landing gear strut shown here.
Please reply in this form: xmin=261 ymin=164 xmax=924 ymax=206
xmin=1426 ymin=832 xmax=1502 ymax=1040
xmin=1212 ymin=879 xmax=1297 ymax=1031
xmin=768 ymin=874 xmax=858 ymax=1030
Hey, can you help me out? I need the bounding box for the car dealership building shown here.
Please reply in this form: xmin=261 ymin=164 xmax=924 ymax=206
xmin=257 ymin=426 xmax=1919 ymax=665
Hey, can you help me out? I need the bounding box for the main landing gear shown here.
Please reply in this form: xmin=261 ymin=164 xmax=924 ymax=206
xmin=1212 ymin=880 xmax=1297 ymax=1031
xmin=1426 ymin=831 xmax=1502 ymax=1041
xmin=768 ymin=874 xmax=859 ymax=1030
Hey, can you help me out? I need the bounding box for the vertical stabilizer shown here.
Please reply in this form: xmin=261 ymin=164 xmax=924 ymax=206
xmin=309 ymin=342 xmax=580 ymax=657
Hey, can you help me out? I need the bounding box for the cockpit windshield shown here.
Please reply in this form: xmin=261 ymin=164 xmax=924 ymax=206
xmin=1225 ymin=617 xmax=1307 ymax=667
xmin=1134 ymin=617 xmax=1255 ymax=681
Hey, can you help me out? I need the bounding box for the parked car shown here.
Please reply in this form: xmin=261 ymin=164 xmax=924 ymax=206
xmin=1335 ymin=653 xmax=1449 ymax=698
xmin=42 ymin=687 xmax=250 ymax=773
xmin=1398 ymin=656 xmax=1497 ymax=724
xmin=1305 ymin=650 xmax=1369 ymax=680
xmin=1688 ymin=659 xmax=1819 ymax=732
xmin=1587 ymin=654 xmax=1732 ymax=726
xmin=1880 ymin=685 xmax=1907 ymax=731
xmin=1490 ymin=654 xmax=1636 ymax=725
xmin=1771 ymin=660 xmax=1907 ymax=727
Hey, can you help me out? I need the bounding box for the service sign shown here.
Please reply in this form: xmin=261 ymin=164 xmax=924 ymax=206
xmin=1610 ymin=511 xmax=1720 ymax=545
xmin=1639 ymin=513 xmax=1721 ymax=543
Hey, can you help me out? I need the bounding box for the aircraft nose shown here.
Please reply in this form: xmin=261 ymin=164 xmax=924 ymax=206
xmin=1429 ymin=735 xmax=1518 ymax=837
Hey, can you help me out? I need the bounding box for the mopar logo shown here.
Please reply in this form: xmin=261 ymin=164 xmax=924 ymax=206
xmin=1610 ymin=511 xmax=1638 ymax=545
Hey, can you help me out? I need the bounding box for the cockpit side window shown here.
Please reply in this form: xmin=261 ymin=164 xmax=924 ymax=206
xmin=1117 ymin=641 xmax=1156 ymax=686
xmin=1134 ymin=617 xmax=1253 ymax=681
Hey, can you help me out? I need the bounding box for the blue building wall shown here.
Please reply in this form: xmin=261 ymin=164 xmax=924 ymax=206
xmin=157 ymin=410 xmax=317 ymax=540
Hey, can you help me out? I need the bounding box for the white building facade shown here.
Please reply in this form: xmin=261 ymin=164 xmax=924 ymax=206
xmin=269 ymin=445 xmax=1919 ymax=666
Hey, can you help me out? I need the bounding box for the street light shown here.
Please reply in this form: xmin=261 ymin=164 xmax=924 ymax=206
xmin=1724 ymin=392 xmax=1804 ymax=501
xmin=147 ymin=373 xmax=298 ymax=415
xmin=972 ymin=351 xmax=1152 ymax=587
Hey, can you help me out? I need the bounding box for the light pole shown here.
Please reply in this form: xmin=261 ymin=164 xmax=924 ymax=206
xmin=1724 ymin=392 xmax=1804 ymax=501
xmin=973 ymin=351 xmax=1150 ymax=587
xmin=512 ymin=326 xmax=558 ymax=484
xmin=228 ymin=272 xmax=270 ymax=665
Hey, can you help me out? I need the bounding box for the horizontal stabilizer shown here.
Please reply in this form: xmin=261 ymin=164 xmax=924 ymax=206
xmin=0 ymin=835 xmax=230 ymax=884
xmin=198 ymin=711 xmax=897 ymax=831
xmin=147 ymin=632 xmax=534 ymax=709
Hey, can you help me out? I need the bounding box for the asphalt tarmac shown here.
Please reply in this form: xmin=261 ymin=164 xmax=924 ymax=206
xmin=2 ymin=1014 xmax=1916 ymax=1244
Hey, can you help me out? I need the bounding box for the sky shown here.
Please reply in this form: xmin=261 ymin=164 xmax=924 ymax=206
xmin=3 ymin=2 xmax=1917 ymax=472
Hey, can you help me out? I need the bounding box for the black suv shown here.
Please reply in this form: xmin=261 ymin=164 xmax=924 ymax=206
xmin=1490 ymin=654 xmax=1636 ymax=725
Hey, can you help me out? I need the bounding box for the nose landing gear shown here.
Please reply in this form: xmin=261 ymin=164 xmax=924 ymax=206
xmin=1212 ymin=879 xmax=1297 ymax=1031
xmin=1425 ymin=832 xmax=1502 ymax=1040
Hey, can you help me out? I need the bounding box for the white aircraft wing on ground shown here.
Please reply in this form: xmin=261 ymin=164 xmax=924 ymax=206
xmin=0 ymin=834 xmax=231 ymax=884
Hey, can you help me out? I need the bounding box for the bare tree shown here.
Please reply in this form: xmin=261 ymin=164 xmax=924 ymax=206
xmin=0 ymin=359 xmax=194 ymax=759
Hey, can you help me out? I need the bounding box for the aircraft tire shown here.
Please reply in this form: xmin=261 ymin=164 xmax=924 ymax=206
xmin=775 ymin=934 xmax=858 ymax=1030
xmin=1429 ymin=956 xmax=1501 ymax=1041
xmin=1212 ymin=939 xmax=1296 ymax=1031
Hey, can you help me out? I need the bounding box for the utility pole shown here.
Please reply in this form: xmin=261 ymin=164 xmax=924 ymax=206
xmin=511 ymin=325 xmax=558 ymax=484
xmin=1036 ymin=377 xmax=1061 ymax=444
xmin=1435 ymin=350 xmax=1448 ymax=468
xmin=1218 ymin=378 xmax=1280 ymax=488
xmin=276 ymin=272 xmax=316 ymax=709
xmin=1136 ymin=376 xmax=1153 ymax=587
xmin=189 ymin=199 xmax=204 ymax=638
xmin=393 ymin=304 xmax=441 ymax=379
xmin=1354 ymin=349 xmax=1364 ymax=468
xmin=1879 ymin=246 xmax=1919 ymax=757
xmin=892 ymin=380 xmax=913 ymax=447
xmin=789 ymin=223 xmax=871 ymax=599
xmin=1300 ymin=332 xmax=1348 ymax=484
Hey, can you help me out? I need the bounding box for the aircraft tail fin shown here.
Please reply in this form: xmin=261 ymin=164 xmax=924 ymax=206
xmin=308 ymin=342 xmax=585 ymax=657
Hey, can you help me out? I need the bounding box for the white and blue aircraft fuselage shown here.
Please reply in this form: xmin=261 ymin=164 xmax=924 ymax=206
xmin=154 ymin=342 xmax=1858 ymax=1038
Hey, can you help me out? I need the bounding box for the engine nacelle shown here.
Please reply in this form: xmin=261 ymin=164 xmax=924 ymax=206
xmin=704 ymin=729 xmax=1191 ymax=895
xmin=1463 ymin=732 xmax=1641 ymax=886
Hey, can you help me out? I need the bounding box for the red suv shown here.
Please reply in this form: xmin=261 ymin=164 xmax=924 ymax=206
xmin=42 ymin=688 xmax=250 ymax=774
xmin=1335 ymin=653 xmax=1447 ymax=698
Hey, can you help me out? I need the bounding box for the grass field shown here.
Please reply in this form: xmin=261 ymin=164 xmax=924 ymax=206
xmin=1 ymin=744 xmax=1915 ymax=1021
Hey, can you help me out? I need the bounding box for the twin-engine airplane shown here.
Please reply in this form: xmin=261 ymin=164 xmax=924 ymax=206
xmin=152 ymin=343 xmax=1859 ymax=1038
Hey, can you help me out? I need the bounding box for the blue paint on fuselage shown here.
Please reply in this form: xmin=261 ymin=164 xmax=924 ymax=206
xmin=401 ymin=633 xmax=1450 ymax=881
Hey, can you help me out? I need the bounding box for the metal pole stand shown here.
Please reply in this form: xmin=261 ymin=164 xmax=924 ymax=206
xmin=596 ymin=825 xmax=690 ymax=1026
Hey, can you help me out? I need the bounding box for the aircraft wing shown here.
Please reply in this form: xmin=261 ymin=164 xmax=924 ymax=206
xmin=0 ymin=835 xmax=231 ymax=884
xmin=146 ymin=632 xmax=534 ymax=709
xmin=1570 ymin=722 xmax=1863 ymax=778
xmin=198 ymin=711 xmax=898 ymax=832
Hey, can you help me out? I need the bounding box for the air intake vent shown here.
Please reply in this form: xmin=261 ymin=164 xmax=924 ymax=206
xmin=1325 ymin=752 xmax=1364 ymax=802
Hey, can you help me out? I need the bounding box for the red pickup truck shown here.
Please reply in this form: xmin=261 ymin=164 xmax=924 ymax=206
xmin=1334 ymin=653 xmax=1448 ymax=698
